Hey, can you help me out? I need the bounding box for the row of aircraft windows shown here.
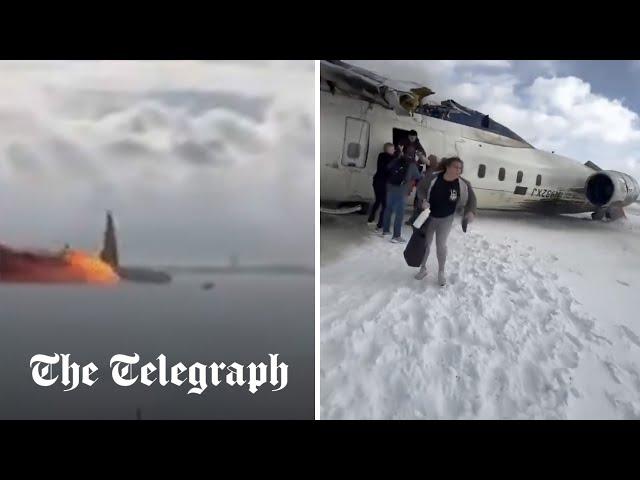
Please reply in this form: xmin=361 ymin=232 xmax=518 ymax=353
xmin=477 ymin=164 xmax=541 ymax=186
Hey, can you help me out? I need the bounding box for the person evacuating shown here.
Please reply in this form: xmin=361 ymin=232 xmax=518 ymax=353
xmin=381 ymin=144 xmax=422 ymax=243
xmin=413 ymin=156 xmax=477 ymax=286
xmin=398 ymin=130 xmax=426 ymax=161
xmin=367 ymin=143 xmax=397 ymax=230
xmin=407 ymin=154 xmax=438 ymax=225
xmin=396 ymin=130 xmax=428 ymax=225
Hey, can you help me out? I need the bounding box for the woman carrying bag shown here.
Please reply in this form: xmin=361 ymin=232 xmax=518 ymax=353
xmin=411 ymin=156 xmax=477 ymax=286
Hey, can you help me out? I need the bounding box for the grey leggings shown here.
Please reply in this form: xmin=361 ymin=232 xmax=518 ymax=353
xmin=420 ymin=214 xmax=454 ymax=271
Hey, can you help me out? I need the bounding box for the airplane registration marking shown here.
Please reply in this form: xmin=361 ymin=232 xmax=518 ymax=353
xmin=531 ymin=187 xmax=562 ymax=199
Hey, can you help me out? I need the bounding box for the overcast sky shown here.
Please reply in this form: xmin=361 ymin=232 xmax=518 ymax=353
xmin=0 ymin=61 xmax=314 ymax=265
xmin=349 ymin=60 xmax=640 ymax=182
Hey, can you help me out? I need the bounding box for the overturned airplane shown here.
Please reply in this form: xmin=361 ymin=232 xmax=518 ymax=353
xmin=0 ymin=212 xmax=313 ymax=285
xmin=0 ymin=212 xmax=171 ymax=284
xmin=320 ymin=60 xmax=639 ymax=220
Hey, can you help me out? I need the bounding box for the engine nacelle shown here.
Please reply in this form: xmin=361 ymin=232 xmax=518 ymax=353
xmin=585 ymin=170 xmax=639 ymax=208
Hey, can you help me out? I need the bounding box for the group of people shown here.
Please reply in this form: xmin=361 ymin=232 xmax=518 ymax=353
xmin=367 ymin=130 xmax=477 ymax=286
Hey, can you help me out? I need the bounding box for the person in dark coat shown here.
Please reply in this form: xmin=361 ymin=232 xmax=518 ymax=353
xmin=397 ymin=130 xmax=426 ymax=162
xmin=397 ymin=130 xmax=427 ymax=226
xmin=367 ymin=142 xmax=397 ymax=229
xmin=381 ymin=145 xmax=422 ymax=243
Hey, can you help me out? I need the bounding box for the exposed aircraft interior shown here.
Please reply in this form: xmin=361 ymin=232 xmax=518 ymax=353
xmin=416 ymin=100 xmax=532 ymax=146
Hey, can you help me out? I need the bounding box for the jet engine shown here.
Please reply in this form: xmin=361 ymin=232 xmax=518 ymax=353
xmin=585 ymin=170 xmax=639 ymax=208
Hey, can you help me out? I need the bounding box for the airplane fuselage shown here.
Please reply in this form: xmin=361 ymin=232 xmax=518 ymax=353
xmin=0 ymin=246 xmax=172 ymax=285
xmin=0 ymin=244 xmax=119 ymax=284
xmin=0 ymin=210 xmax=173 ymax=285
xmin=320 ymin=90 xmax=639 ymax=215
xmin=116 ymin=266 xmax=172 ymax=284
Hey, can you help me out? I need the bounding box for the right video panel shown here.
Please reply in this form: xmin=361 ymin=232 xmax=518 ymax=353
xmin=319 ymin=60 xmax=640 ymax=420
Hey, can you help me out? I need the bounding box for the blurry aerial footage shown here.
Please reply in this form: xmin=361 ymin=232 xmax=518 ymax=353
xmin=0 ymin=60 xmax=315 ymax=419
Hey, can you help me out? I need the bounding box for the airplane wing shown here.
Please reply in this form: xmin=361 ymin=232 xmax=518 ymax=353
xmin=320 ymin=60 xmax=435 ymax=115
xmin=584 ymin=160 xmax=603 ymax=171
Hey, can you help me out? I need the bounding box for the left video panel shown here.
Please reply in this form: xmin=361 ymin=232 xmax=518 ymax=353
xmin=0 ymin=60 xmax=315 ymax=419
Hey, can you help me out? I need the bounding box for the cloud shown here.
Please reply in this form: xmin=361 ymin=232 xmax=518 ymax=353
xmin=173 ymin=140 xmax=227 ymax=167
xmin=104 ymin=139 xmax=155 ymax=158
xmin=5 ymin=143 xmax=41 ymax=175
xmin=347 ymin=61 xmax=640 ymax=183
xmin=193 ymin=108 xmax=270 ymax=155
xmin=48 ymin=88 xmax=273 ymax=123
xmin=0 ymin=61 xmax=315 ymax=264
xmin=103 ymin=102 xmax=172 ymax=134
xmin=527 ymin=76 xmax=640 ymax=144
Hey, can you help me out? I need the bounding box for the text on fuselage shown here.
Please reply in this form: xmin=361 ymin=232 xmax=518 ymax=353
xmin=530 ymin=187 xmax=562 ymax=199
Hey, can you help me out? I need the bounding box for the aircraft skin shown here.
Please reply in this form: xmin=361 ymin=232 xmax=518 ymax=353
xmin=0 ymin=212 xmax=172 ymax=285
xmin=115 ymin=266 xmax=171 ymax=284
xmin=320 ymin=62 xmax=640 ymax=217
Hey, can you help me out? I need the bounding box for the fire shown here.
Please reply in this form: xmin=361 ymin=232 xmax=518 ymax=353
xmin=64 ymin=250 xmax=120 ymax=284
xmin=0 ymin=244 xmax=120 ymax=284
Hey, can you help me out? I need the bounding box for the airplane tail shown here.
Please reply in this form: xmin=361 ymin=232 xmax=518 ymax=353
xmin=99 ymin=211 xmax=119 ymax=269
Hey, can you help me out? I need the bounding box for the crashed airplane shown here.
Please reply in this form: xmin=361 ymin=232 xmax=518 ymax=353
xmin=0 ymin=212 xmax=171 ymax=284
xmin=320 ymin=60 xmax=639 ymax=219
xmin=0 ymin=212 xmax=313 ymax=285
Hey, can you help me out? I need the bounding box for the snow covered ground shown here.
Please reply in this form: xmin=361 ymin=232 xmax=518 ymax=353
xmin=320 ymin=204 xmax=640 ymax=419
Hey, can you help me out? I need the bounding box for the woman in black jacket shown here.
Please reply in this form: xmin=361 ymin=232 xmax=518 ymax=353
xmin=414 ymin=157 xmax=477 ymax=286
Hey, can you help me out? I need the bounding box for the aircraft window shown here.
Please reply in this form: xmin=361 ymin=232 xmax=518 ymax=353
xmin=516 ymin=171 xmax=523 ymax=183
xmin=346 ymin=143 xmax=360 ymax=159
xmin=536 ymin=174 xmax=542 ymax=186
xmin=498 ymin=168 xmax=505 ymax=181
xmin=478 ymin=164 xmax=486 ymax=178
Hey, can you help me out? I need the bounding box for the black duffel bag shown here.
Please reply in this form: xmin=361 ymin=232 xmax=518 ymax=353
xmin=403 ymin=225 xmax=427 ymax=267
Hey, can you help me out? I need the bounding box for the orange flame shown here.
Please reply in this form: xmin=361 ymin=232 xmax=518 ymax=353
xmin=64 ymin=250 xmax=120 ymax=284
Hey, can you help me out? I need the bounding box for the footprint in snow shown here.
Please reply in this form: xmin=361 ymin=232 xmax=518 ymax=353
xmin=618 ymin=325 xmax=640 ymax=348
